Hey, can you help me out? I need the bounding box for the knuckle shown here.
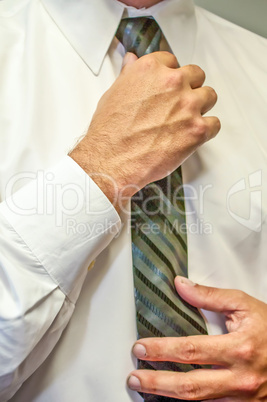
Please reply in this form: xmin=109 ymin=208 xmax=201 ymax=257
xmin=141 ymin=371 xmax=159 ymax=394
xmin=236 ymin=339 xmax=255 ymax=362
xmin=237 ymin=374 xmax=262 ymax=395
xmin=192 ymin=118 xmax=208 ymax=141
xmin=148 ymin=375 xmax=159 ymax=394
xmin=207 ymin=86 xmax=218 ymax=102
xmin=204 ymin=286 xmax=218 ymax=304
xmin=163 ymin=70 xmax=183 ymax=89
xmin=233 ymin=290 xmax=250 ymax=308
xmin=209 ymin=117 xmax=221 ymax=139
xmin=173 ymin=70 xmax=185 ymax=87
xmin=179 ymin=379 xmax=200 ymax=399
xmin=150 ymin=339 xmax=164 ymax=359
xmin=165 ymin=51 xmax=179 ymax=66
xmin=140 ymin=54 xmax=158 ymax=71
xmin=188 ymin=64 xmax=206 ymax=80
xmin=238 ymin=289 xmax=248 ymax=301
xmin=181 ymin=340 xmax=197 ymax=362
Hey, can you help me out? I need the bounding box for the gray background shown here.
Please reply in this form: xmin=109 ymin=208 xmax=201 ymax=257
xmin=194 ymin=0 xmax=267 ymax=38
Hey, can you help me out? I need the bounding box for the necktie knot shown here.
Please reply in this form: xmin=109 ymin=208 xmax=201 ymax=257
xmin=116 ymin=17 xmax=162 ymax=58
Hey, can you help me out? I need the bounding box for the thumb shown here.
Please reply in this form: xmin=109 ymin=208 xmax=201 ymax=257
xmin=121 ymin=52 xmax=138 ymax=70
xmin=174 ymin=276 xmax=249 ymax=314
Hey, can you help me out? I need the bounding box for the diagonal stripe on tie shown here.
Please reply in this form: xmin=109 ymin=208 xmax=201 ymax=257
xmin=116 ymin=16 xmax=208 ymax=402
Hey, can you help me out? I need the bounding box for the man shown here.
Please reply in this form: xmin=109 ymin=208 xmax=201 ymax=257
xmin=0 ymin=0 xmax=267 ymax=401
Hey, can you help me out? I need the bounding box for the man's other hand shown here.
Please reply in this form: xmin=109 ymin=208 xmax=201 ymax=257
xmin=70 ymin=52 xmax=220 ymax=211
xmin=128 ymin=277 xmax=267 ymax=401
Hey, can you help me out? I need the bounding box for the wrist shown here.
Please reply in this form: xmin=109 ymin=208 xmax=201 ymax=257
xmin=69 ymin=145 xmax=131 ymax=213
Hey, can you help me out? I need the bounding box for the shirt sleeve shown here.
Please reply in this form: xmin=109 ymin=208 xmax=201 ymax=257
xmin=0 ymin=156 xmax=121 ymax=401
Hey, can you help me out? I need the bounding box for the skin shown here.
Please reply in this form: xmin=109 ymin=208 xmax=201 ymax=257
xmin=116 ymin=1 xmax=267 ymax=400
xmin=70 ymin=52 xmax=219 ymax=211
xmin=72 ymin=0 xmax=267 ymax=399
xmin=128 ymin=277 xmax=267 ymax=400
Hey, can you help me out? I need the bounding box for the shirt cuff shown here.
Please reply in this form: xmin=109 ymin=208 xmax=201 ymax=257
xmin=0 ymin=156 xmax=121 ymax=303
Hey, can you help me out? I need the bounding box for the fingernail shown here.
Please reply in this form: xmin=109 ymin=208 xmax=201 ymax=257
xmin=128 ymin=375 xmax=141 ymax=391
xmin=132 ymin=343 xmax=147 ymax=358
xmin=179 ymin=276 xmax=196 ymax=286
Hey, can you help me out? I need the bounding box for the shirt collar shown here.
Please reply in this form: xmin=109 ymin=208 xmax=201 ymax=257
xmin=41 ymin=0 xmax=196 ymax=75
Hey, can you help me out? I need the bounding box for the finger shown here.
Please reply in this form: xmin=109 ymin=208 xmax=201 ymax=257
xmin=132 ymin=334 xmax=236 ymax=366
xmin=121 ymin=52 xmax=138 ymax=70
xmin=128 ymin=368 xmax=234 ymax=400
xmin=181 ymin=64 xmax=206 ymax=88
xmin=194 ymin=86 xmax=218 ymax=115
xmin=174 ymin=276 xmax=251 ymax=314
xmin=151 ymin=51 xmax=180 ymax=68
xmin=203 ymin=116 xmax=221 ymax=140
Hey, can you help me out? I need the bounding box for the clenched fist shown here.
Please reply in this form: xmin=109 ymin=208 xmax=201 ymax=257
xmin=70 ymin=51 xmax=220 ymax=211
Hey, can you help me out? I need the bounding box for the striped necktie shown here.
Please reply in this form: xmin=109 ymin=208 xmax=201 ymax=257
xmin=116 ymin=17 xmax=208 ymax=402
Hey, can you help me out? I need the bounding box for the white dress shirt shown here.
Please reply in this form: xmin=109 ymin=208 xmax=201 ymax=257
xmin=0 ymin=0 xmax=267 ymax=400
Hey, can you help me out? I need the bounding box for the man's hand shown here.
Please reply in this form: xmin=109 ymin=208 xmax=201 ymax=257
xmin=128 ymin=276 xmax=267 ymax=401
xmin=70 ymin=52 xmax=220 ymax=211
